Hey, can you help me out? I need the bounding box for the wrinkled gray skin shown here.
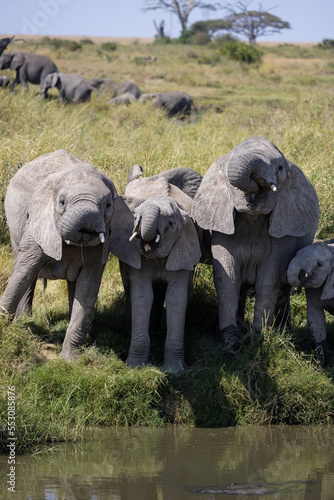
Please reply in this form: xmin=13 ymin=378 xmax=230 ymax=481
xmin=0 ymin=51 xmax=58 ymax=97
xmin=89 ymin=78 xmax=141 ymax=99
xmin=0 ymin=75 xmax=10 ymax=88
xmin=139 ymin=91 xmax=193 ymax=117
xmin=192 ymin=136 xmax=319 ymax=354
xmin=109 ymin=168 xmax=201 ymax=373
xmin=287 ymin=241 xmax=334 ymax=365
xmin=43 ymin=72 xmax=93 ymax=103
xmin=0 ymin=149 xmax=117 ymax=359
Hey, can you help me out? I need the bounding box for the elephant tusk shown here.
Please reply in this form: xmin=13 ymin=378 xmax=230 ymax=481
xmin=270 ymin=183 xmax=277 ymax=192
xmin=65 ymin=240 xmax=71 ymax=245
xmin=129 ymin=231 xmax=138 ymax=242
xmin=304 ymin=272 xmax=309 ymax=278
xmin=99 ymin=233 xmax=105 ymax=243
xmin=155 ymin=234 xmax=160 ymax=243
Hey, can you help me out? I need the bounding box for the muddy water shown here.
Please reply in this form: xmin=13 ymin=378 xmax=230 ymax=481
xmin=1 ymin=425 xmax=334 ymax=499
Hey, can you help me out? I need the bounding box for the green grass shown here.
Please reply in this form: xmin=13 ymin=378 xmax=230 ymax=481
xmin=1 ymin=39 xmax=334 ymax=452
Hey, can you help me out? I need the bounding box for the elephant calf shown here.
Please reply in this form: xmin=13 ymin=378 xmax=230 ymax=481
xmin=43 ymin=72 xmax=93 ymax=103
xmin=287 ymin=241 xmax=334 ymax=366
xmin=109 ymin=166 xmax=202 ymax=373
xmin=0 ymin=149 xmax=118 ymax=359
xmin=139 ymin=91 xmax=193 ymax=117
xmin=0 ymin=51 xmax=58 ymax=98
xmin=0 ymin=75 xmax=10 ymax=88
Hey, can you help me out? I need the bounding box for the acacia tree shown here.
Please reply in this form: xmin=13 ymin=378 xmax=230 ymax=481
xmin=142 ymin=0 xmax=221 ymax=33
xmin=225 ymin=1 xmax=291 ymax=44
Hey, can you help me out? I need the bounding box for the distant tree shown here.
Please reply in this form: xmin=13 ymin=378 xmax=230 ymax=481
xmin=179 ymin=19 xmax=231 ymax=43
xmin=224 ymin=1 xmax=291 ymax=45
xmin=142 ymin=0 xmax=222 ymax=34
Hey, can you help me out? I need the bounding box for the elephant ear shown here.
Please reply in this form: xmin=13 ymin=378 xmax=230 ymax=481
xmin=108 ymin=195 xmax=142 ymax=269
xmin=28 ymin=175 xmax=62 ymax=261
xmin=166 ymin=211 xmax=201 ymax=271
xmin=321 ymin=264 xmax=334 ymax=300
xmin=50 ymin=72 xmax=60 ymax=88
xmin=10 ymin=53 xmax=25 ymax=71
xmin=191 ymin=155 xmax=235 ymax=234
xmin=269 ymin=160 xmax=319 ymax=238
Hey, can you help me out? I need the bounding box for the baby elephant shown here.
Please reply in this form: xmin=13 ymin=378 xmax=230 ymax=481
xmin=109 ymin=169 xmax=201 ymax=373
xmin=0 ymin=75 xmax=10 ymax=88
xmin=287 ymin=241 xmax=334 ymax=365
xmin=43 ymin=72 xmax=93 ymax=103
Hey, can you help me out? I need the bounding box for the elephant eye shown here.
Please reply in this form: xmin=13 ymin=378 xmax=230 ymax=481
xmin=59 ymin=196 xmax=65 ymax=206
xmin=278 ymin=165 xmax=283 ymax=171
xmin=317 ymin=262 xmax=323 ymax=267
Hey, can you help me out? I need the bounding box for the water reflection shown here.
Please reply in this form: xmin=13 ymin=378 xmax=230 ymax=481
xmin=0 ymin=425 xmax=334 ymax=499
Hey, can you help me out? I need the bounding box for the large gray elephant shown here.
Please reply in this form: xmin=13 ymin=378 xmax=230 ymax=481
xmin=109 ymin=168 xmax=202 ymax=373
xmin=287 ymin=240 xmax=334 ymax=366
xmin=139 ymin=91 xmax=193 ymax=117
xmin=0 ymin=51 xmax=58 ymax=97
xmin=42 ymin=72 xmax=93 ymax=103
xmin=192 ymin=136 xmax=319 ymax=354
xmin=0 ymin=149 xmax=118 ymax=359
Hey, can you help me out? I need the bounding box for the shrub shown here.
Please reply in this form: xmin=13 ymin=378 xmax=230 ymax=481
xmin=101 ymin=42 xmax=118 ymax=51
xmin=218 ymin=42 xmax=262 ymax=64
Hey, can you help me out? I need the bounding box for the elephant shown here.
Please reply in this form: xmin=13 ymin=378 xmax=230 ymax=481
xmin=0 ymin=51 xmax=58 ymax=97
xmin=138 ymin=91 xmax=193 ymax=117
xmin=109 ymin=166 xmax=202 ymax=373
xmin=42 ymin=72 xmax=93 ymax=103
xmin=109 ymin=92 xmax=137 ymax=105
xmin=0 ymin=149 xmax=118 ymax=359
xmin=191 ymin=136 xmax=319 ymax=354
xmin=0 ymin=36 xmax=14 ymax=57
xmin=89 ymin=78 xmax=141 ymax=99
xmin=0 ymin=75 xmax=10 ymax=88
xmin=287 ymin=240 xmax=334 ymax=366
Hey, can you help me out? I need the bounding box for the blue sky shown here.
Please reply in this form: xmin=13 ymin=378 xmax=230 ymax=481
xmin=1 ymin=0 xmax=333 ymax=43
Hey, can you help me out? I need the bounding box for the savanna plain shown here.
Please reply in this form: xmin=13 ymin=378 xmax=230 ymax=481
xmin=1 ymin=37 xmax=334 ymax=452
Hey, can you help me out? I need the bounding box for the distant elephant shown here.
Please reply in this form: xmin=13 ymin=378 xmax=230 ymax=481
xmin=0 ymin=36 xmax=14 ymax=57
xmin=0 ymin=75 xmax=10 ymax=88
xmin=109 ymin=167 xmax=202 ymax=373
xmin=109 ymin=92 xmax=137 ymax=105
xmin=0 ymin=51 xmax=58 ymax=97
xmin=287 ymin=240 xmax=334 ymax=365
xmin=0 ymin=149 xmax=118 ymax=359
xmin=139 ymin=91 xmax=193 ymax=117
xmin=192 ymin=136 xmax=319 ymax=354
xmin=42 ymin=72 xmax=93 ymax=103
xmin=89 ymin=78 xmax=141 ymax=99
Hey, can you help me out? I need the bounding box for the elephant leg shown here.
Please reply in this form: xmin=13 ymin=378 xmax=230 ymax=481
xmin=9 ymin=71 xmax=21 ymax=93
xmin=126 ymin=274 xmax=153 ymax=368
xmin=274 ymin=283 xmax=291 ymax=331
xmin=163 ymin=272 xmax=189 ymax=373
xmin=67 ymin=279 xmax=76 ymax=319
xmin=15 ymin=278 xmax=37 ymax=318
xmin=253 ymin=283 xmax=279 ymax=333
xmin=306 ymin=289 xmax=328 ymax=366
xmin=60 ymin=261 xmax=105 ymax=359
xmin=211 ymin=245 xmax=242 ymax=354
xmin=0 ymin=233 xmax=46 ymax=316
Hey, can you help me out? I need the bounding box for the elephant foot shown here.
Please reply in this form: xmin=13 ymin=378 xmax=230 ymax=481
xmin=59 ymin=347 xmax=80 ymax=361
xmin=126 ymin=353 xmax=149 ymax=369
xmin=162 ymin=357 xmax=187 ymax=375
xmin=312 ymin=340 xmax=328 ymax=367
xmin=219 ymin=325 xmax=242 ymax=356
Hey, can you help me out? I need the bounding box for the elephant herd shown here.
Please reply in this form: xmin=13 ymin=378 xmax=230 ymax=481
xmin=1 ymin=136 xmax=332 ymax=372
xmin=0 ymin=46 xmax=193 ymax=116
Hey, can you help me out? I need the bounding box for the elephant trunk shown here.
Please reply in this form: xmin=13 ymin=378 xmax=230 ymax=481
xmin=287 ymin=258 xmax=305 ymax=288
xmin=139 ymin=202 xmax=161 ymax=242
xmin=58 ymin=201 xmax=106 ymax=246
xmin=227 ymin=152 xmax=278 ymax=193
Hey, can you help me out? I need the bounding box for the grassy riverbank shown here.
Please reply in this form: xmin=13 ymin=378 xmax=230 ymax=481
xmin=1 ymin=38 xmax=334 ymax=452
